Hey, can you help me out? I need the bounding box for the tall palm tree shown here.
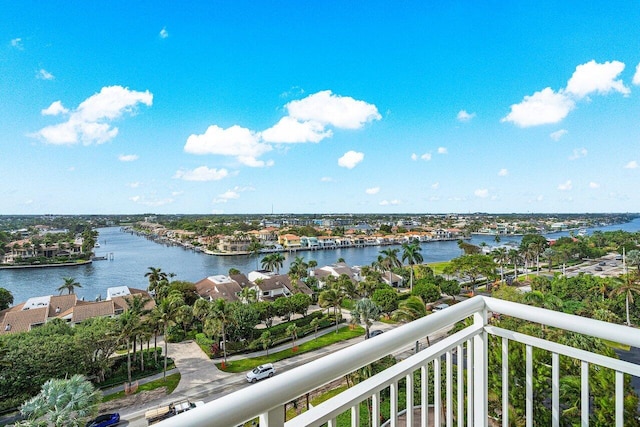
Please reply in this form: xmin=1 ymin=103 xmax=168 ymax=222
xmin=239 ymin=287 xmax=258 ymax=304
xmin=543 ymin=247 xmax=556 ymax=272
xmin=125 ymin=294 xmax=152 ymax=369
xmin=626 ymin=249 xmax=640 ymax=272
xmin=492 ymin=247 xmax=509 ymax=282
xmin=57 ymin=277 xmax=82 ymax=295
xmin=529 ymin=240 xmax=547 ymax=275
xmin=508 ymin=249 xmax=521 ymax=280
xmin=318 ymin=288 xmax=343 ymax=332
xmin=610 ymin=273 xmax=640 ymax=326
xmin=145 ymin=267 xmax=168 ymax=297
xmin=392 ymin=295 xmax=427 ymax=323
xmin=117 ymin=310 xmax=140 ymax=386
xmin=261 ymin=253 xmax=285 ymax=274
xmin=151 ymin=290 xmax=184 ymax=379
xmin=380 ymin=248 xmax=401 ymax=287
xmin=247 ymin=239 xmax=264 ymax=270
xmin=401 ymin=241 xmax=423 ymax=292
xmin=351 ymin=298 xmax=381 ymax=339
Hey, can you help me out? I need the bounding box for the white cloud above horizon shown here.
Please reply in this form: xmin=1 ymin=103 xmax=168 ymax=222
xmin=633 ymin=63 xmax=640 ymax=85
xmin=624 ymin=160 xmax=638 ymax=169
xmin=550 ymin=129 xmax=568 ymax=141
xmin=564 ymin=60 xmax=629 ymax=99
xmin=498 ymin=168 xmax=508 ymax=176
xmin=37 ymin=69 xmax=54 ymax=80
xmin=558 ymin=180 xmax=573 ymax=191
xmin=589 ymin=182 xmax=600 ymax=189
xmin=568 ymin=148 xmax=587 ymax=160
xmin=474 ymin=188 xmax=489 ymax=198
xmin=379 ymin=199 xmax=400 ymax=206
xmin=118 ymin=154 xmax=139 ymax=162
xmin=34 ymin=86 xmax=153 ymax=145
xmin=501 ymin=88 xmax=575 ymax=127
xmin=437 ymin=147 xmax=447 ymax=154
xmin=457 ymin=110 xmax=476 ymax=122
xmin=365 ymin=187 xmax=380 ymax=195
xmin=338 ymin=151 xmax=364 ymax=169
xmin=173 ymin=166 xmax=230 ymax=181
xmin=159 ymin=27 xmax=169 ymax=38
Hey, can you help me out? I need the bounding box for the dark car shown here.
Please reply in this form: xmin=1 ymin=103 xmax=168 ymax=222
xmin=86 ymin=413 xmax=120 ymax=427
xmin=595 ymin=266 xmax=603 ymax=271
xmin=368 ymin=330 xmax=383 ymax=338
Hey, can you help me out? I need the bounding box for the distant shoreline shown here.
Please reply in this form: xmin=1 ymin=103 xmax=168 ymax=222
xmin=0 ymin=260 xmax=92 ymax=270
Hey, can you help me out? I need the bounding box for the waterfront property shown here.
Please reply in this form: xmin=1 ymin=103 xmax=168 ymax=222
xmin=0 ymin=286 xmax=153 ymax=335
xmin=153 ymin=295 xmax=640 ymax=427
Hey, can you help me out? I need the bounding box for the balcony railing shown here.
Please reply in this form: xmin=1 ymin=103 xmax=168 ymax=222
xmin=156 ymin=296 xmax=640 ymax=427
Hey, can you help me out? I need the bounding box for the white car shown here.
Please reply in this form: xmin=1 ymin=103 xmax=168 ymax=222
xmin=246 ymin=364 xmax=276 ymax=383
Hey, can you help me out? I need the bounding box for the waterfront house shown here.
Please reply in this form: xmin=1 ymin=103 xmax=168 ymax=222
xmin=311 ymin=262 xmax=362 ymax=288
xmin=278 ymin=234 xmax=302 ymax=249
xmin=194 ymin=275 xmax=244 ymax=302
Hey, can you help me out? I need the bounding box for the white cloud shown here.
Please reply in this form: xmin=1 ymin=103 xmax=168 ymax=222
xmin=159 ymin=27 xmax=169 ymax=39
xmin=10 ymin=38 xmax=22 ymax=49
xmin=172 ymin=191 xmax=183 ymax=197
xmin=420 ymin=153 xmax=432 ymax=161
xmin=213 ymin=190 xmax=240 ymax=203
xmin=565 ymin=60 xmax=629 ymax=99
xmin=261 ymin=116 xmax=332 ymax=143
xmin=411 ymin=153 xmax=418 ymax=161
xmin=633 ymin=63 xmax=640 ymax=85
xmin=365 ymin=187 xmax=380 ymax=195
xmin=129 ymin=195 xmax=174 ymax=206
xmin=285 ymin=90 xmax=381 ymax=129
xmin=457 ymin=110 xmax=476 ymax=122
xmin=437 ymin=147 xmax=447 ymax=154
xmin=127 ymin=182 xmax=141 ymax=188
xmin=37 ymin=69 xmax=54 ymax=80
xmin=589 ymin=182 xmax=600 ymax=189
xmin=624 ymin=160 xmax=638 ymax=169
xmin=338 ymin=151 xmax=364 ymax=169
xmin=431 ymin=182 xmax=439 ymax=189
xmin=498 ymin=168 xmax=508 ymax=176
xmin=568 ymin=148 xmax=587 ymax=160
xmin=379 ymin=199 xmax=400 ymax=206
xmin=185 ymin=125 xmax=272 ymax=167
xmin=474 ymin=188 xmax=489 ymax=198
xmin=558 ymin=180 xmax=573 ymax=191
xmin=34 ymin=86 xmax=152 ymax=145
xmin=550 ymin=129 xmax=568 ymax=141
xmin=67 ymin=166 xmax=75 ymax=172
xmin=118 ymin=154 xmax=139 ymax=162
xmin=173 ymin=166 xmax=230 ymax=181
xmin=501 ymin=87 xmax=575 ymax=127
xmin=41 ymin=101 xmax=68 ymax=116
xmin=536 ymin=195 xmax=544 ymax=202
xmin=129 ymin=196 xmax=140 ymax=202
xmin=320 ymin=176 xmax=334 ymax=182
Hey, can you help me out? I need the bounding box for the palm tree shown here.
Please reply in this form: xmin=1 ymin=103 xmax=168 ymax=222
xmin=492 ymin=247 xmax=509 ymax=282
xmin=125 ymin=294 xmax=152 ymax=370
xmin=247 ymin=239 xmax=264 ymax=270
xmin=318 ymin=288 xmax=343 ymax=332
xmin=286 ymin=324 xmax=299 ymax=350
xmin=508 ymin=249 xmax=521 ymax=280
xmin=117 ymin=310 xmax=140 ymax=386
xmin=194 ymin=298 xmax=235 ymax=366
xmin=145 ymin=267 xmax=168 ymax=297
xmin=543 ymin=247 xmax=556 ymax=272
xmin=18 ymin=374 xmax=102 ymax=427
xmin=351 ymin=298 xmax=381 ymax=339
xmin=529 ymin=240 xmax=547 ymax=275
xmin=610 ymin=273 xmax=640 ymax=326
xmin=401 ymin=241 xmax=423 ymax=292
xmin=152 ymin=290 xmax=184 ymax=379
xmin=261 ymin=253 xmax=285 ymax=274
xmin=239 ymin=287 xmax=258 ymax=304
xmin=627 ymin=249 xmax=640 ymax=272
xmin=380 ymin=248 xmax=402 ymax=287
xmin=392 ymin=295 xmax=427 ymax=323
xmin=57 ymin=277 xmax=81 ymax=295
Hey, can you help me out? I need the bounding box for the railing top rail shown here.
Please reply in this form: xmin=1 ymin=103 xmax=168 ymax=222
xmin=483 ymin=296 xmax=640 ymax=348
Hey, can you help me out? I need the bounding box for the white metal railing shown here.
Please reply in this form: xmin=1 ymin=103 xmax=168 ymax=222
xmin=155 ymin=296 xmax=640 ymax=427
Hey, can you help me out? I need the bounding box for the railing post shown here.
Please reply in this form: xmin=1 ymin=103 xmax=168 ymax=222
xmin=260 ymin=405 xmax=285 ymax=427
xmin=473 ymin=306 xmax=488 ymax=427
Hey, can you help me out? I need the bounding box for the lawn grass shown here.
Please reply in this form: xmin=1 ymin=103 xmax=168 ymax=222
xmin=217 ymin=326 xmax=365 ymax=373
xmin=427 ymin=261 xmax=450 ymax=275
xmin=102 ymin=373 xmax=181 ymax=402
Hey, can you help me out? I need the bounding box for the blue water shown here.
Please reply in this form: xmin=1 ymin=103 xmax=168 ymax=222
xmin=2 ymin=218 xmax=640 ymax=305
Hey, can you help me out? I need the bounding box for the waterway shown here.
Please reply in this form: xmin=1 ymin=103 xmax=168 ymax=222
xmin=2 ymin=218 xmax=640 ymax=305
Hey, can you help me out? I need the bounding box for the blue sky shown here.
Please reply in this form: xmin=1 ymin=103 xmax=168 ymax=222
xmin=2 ymin=1 xmax=640 ymax=215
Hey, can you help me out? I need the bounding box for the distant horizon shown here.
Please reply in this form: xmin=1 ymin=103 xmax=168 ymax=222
xmin=3 ymin=2 xmax=640 ymax=214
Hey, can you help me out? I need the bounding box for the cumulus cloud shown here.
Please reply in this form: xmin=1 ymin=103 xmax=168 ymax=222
xmin=41 ymin=101 xmax=68 ymax=116
xmin=498 ymin=168 xmax=508 ymax=176
xmin=118 ymin=154 xmax=139 ymax=162
xmin=411 ymin=153 xmax=418 ymax=161
xmin=184 ymin=125 xmax=272 ymax=167
xmin=589 ymin=182 xmax=600 ymax=189
xmin=550 ymin=129 xmax=568 ymax=141
xmin=565 ymin=60 xmax=629 ymax=99
xmin=129 ymin=196 xmax=174 ymax=206
xmin=159 ymin=27 xmax=169 ymax=38
xmin=503 ymin=60 xmax=631 ymax=127
xmin=212 ymin=186 xmax=254 ymax=203
xmin=34 ymin=86 xmax=152 ymax=145
xmin=37 ymin=69 xmax=54 ymax=80
xmin=379 ymin=199 xmax=400 ymax=206
xmin=420 ymin=153 xmax=432 ymax=161
xmin=502 ymin=88 xmax=575 ymax=127
xmin=624 ymin=160 xmax=638 ymax=169
xmin=474 ymin=188 xmax=489 ymax=198
xmin=457 ymin=110 xmax=476 ymax=122
xmin=437 ymin=147 xmax=448 ymax=154
xmin=634 ymin=63 xmax=640 ymax=85
xmin=10 ymin=38 xmax=22 ymax=49
xmin=261 ymin=116 xmax=332 ymax=143
xmin=285 ymin=90 xmax=381 ymax=129
xmin=365 ymin=187 xmax=380 ymax=195
xmin=558 ymin=180 xmax=572 ymax=191
xmin=568 ymin=148 xmax=588 ymax=160
xmin=127 ymin=182 xmax=141 ymax=188
xmin=338 ymin=151 xmax=364 ymax=169
xmin=431 ymin=182 xmax=439 ymax=189
xmin=173 ymin=166 xmax=230 ymax=181
xmin=320 ymin=176 xmax=334 ymax=182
